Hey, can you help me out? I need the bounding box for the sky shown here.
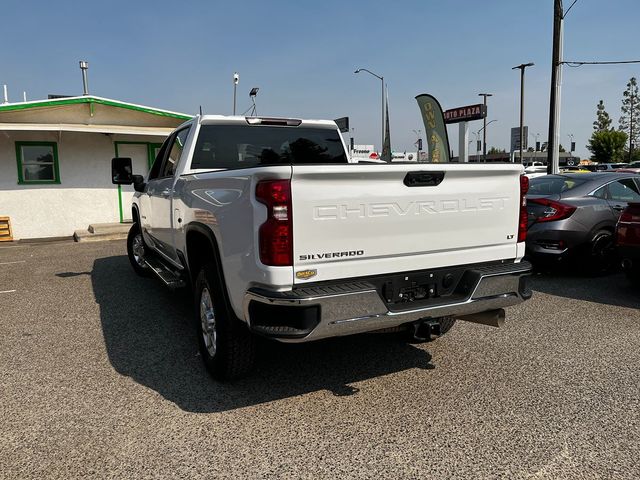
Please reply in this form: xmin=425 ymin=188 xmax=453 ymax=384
xmin=2 ymin=0 xmax=640 ymax=160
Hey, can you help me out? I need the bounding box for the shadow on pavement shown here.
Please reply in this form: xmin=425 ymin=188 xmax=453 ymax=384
xmin=92 ymin=255 xmax=433 ymax=413
xmin=530 ymin=268 xmax=640 ymax=309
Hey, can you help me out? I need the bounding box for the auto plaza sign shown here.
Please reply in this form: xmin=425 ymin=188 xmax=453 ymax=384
xmin=443 ymin=104 xmax=487 ymax=124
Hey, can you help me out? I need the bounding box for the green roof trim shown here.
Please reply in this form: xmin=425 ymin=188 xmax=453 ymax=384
xmin=0 ymin=96 xmax=192 ymax=120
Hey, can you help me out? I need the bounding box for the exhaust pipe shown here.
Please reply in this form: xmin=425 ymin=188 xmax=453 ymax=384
xmin=457 ymin=308 xmax=505 ymax=328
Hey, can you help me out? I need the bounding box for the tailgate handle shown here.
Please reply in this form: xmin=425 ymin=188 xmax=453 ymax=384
xmin=403 ymin=171 xmax=445 ymax=187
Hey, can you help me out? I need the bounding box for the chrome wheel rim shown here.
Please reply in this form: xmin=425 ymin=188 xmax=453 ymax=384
xmin=200 ymin=287 xmax=217 ymax=357
xmin=132 ymin=234 xmax=147 ymax=267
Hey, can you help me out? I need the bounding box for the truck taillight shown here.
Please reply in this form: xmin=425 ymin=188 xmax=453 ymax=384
xmin=518 ymin=175 xmax=529 ymax=242
xmin=256 ymin=179 xmax=292 ymax=266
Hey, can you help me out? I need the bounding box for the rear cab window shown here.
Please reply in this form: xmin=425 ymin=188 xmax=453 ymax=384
xmin=190 ymin=125 xmax=347 ymax=171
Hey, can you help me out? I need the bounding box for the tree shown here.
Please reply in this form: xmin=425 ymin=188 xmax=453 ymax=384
xmin=594 ymin=100 xmax=612 ymax=131
xmin=587 ymin=130 xmax=627 ymax=163
xmin=488 ymin=147 xmax=506 ymax=154
xmin=559 ymin=144 xmax=566 ymax=153
xmin=619 ymin=77 xmax=640 ymax=156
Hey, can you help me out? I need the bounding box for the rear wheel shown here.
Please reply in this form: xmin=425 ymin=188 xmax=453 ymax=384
xmin=127 ymin=223 xmax=151 ymax=277
xmin=194 ymin=263 xmax=255 ymax=380
xmin=585 ymin=229 xmax=615 ymax=274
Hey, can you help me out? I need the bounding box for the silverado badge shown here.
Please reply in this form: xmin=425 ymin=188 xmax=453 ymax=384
xmin=296 ymin=269 xmax=317 ymax=280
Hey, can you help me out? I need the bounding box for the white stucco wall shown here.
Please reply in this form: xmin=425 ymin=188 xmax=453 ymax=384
xmin=0 ymin=131 xmax=161 ymax=239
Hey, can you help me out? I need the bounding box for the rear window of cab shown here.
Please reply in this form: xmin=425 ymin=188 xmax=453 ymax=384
xmin=191 ymin=125 xmax=347 ymax=170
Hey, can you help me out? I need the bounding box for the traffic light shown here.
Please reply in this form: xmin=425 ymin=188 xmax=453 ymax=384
xmin=417 ymin=138 xmax=423 ymax=150
xmin=535 ymin=141 xmax=540 ymax=152
xmin=570 ymin=141 xmax=575 ymax=152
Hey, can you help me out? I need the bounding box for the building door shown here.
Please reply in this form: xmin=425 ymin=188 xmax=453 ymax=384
xmin=116 ymin=143 xmax=150 ymax=222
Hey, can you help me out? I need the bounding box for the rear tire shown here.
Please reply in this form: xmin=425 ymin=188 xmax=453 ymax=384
xmin=127 ymin=223 xmax=151 ymax=277
xmin=585 ymin=229 xmax=615 ymax=275
xmin=194 ymin=262 xmax=255 ymax=380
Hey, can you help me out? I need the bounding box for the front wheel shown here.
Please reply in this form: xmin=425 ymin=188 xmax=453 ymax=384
xmin=127 ymin=223 xmax=151 ymax=277
xmin=194 ymin=263 xmax=255 ymax=380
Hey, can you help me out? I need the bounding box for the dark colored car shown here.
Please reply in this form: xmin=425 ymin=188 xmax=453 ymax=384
xmin=526 ymin=173 xmax=640 ymax=270
xmin=616 ymin=202 xmax=640 ymax=283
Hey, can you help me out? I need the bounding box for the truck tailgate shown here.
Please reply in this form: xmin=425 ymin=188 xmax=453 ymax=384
xmin=291 ymin=164 xmax=523 ymax=283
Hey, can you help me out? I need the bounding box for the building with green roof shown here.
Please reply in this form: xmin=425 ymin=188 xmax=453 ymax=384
xmin=0 ymin=95 xmax=191 ymax=240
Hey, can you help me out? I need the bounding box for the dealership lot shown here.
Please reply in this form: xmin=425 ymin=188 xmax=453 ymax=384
xmin=1 ymin=240 xmax=639 ymax=479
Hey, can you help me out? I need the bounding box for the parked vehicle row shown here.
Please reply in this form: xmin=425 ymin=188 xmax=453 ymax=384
xmin=525 ymin=172 xmax=640 ymax=273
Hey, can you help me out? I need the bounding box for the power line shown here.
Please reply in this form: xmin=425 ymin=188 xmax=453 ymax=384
xmin=563 ymin=60 xmax=640 ymax=67
xmin=563 ymin=0 xmax=579 ymax=18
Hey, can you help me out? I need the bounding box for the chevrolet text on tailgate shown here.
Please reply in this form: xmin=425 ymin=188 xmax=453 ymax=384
xmin=111 ymin=115 xmax=532 ymax=380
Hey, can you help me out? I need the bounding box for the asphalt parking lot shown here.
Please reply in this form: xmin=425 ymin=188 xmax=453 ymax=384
xmin=1 ymin=240 xmax=639 ymax=479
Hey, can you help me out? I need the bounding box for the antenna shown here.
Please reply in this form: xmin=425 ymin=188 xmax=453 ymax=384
xmin=199 ymin=105 xmax=203 ymax=115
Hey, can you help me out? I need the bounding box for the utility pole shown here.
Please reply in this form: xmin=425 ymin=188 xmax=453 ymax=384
xmin=513 ymin=63 xmax=534 ymax=164
xmin=478 ymin=93 xmax=493 ymax=161
xmin=547 ymin=0 xmax=563 ymax=174
xmin=630 ymin=93 xmax=634 ymax=161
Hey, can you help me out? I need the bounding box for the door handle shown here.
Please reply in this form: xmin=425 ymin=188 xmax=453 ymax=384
xmin=613 ymin=205 xmax=625 ymax=211
xmin=404 ymin=171 xmax=445 ymax=187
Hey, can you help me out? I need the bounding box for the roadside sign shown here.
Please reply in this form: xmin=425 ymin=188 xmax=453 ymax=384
xmin=510 ymin=126 xmax=528 ymax=152
xmin=443 ymin=104 xmax=487 ymax=124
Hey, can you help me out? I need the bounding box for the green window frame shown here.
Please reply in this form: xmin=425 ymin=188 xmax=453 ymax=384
xmin=15 ymin=141 xmax=61 ymax=184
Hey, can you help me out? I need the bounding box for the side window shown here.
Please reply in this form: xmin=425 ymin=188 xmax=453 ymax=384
xmin=592 ymin=185 xmax=608 ymax=199
xmin=148 ymin=136 xmax=173 ymax=181
xmin=159 ymin=127 xmax=190 ymax=178
xmin=608 ymin=179 xmax=640 ymax=202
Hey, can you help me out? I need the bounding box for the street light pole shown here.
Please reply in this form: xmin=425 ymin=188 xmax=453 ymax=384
xmin=477 ymin=120 xmax=497 ymax=161
xmin=512 ymin=63 xmax=535 ymax=164
xmin=413 ymin=129 xmax=421 ymax=160
xmin=355 ymin=68 xmax=385 ymax=153
xmin=473 ymin=131 xmax=480 ymax=161
xmin=478 ymin=93 xmax=493 ymax=161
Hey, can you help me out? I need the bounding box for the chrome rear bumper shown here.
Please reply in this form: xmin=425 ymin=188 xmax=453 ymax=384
xmin=244 ymin=261 xmax=532 ymax=342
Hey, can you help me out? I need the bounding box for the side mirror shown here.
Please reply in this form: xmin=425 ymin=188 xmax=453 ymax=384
xmin=133 ymin=175 xmax=146 ymax=192
xmin=112 ymin=157 xmax=133 ymax=184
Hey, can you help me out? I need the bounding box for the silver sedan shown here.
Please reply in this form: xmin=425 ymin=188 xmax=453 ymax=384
xmin=526 ymin=172 xmax=640 ymax=271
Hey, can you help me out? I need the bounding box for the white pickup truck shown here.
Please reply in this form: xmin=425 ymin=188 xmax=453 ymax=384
xmin=112 ymin=115 xmax=532 ymax=380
